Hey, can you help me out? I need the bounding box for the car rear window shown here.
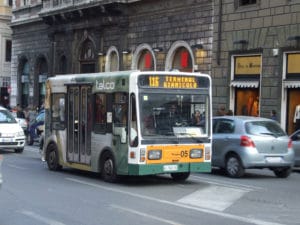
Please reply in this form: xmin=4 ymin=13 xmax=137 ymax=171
xmin=0 ymin=110 xmax=17 ymax=123
xmin=245 ymin=121 xmax=286 ymax=137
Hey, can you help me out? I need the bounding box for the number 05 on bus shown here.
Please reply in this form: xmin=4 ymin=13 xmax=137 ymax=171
xmin=42 ymin=71 xmax=212 ymax=182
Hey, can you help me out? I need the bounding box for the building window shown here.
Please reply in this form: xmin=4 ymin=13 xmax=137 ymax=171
xmin=8 ymin=0 xmax=12 ymax=6
xmin=235 ymin=0 xmax=258 ymax=8
xmin=5 ymin=40 xmax=11 ymax=62
xmin=239 ymin=0 xmax=256 ymax=5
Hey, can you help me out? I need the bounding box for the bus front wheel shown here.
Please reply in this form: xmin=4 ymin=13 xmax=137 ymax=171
xmin=171 ymin=172 xmax=190 ymax=181
xmin=101 ymin=151 xmax=117 ymax=182
xmin=46 ymin=144 xmax=62 ymax=171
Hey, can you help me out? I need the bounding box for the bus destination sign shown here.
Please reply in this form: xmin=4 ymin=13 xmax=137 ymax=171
xmin=139 ymin=75 xmax=209 ymax=89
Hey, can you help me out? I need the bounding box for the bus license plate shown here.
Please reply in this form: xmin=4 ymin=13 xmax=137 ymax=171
xmin=163 ymin=165 xmax=178 ymax=172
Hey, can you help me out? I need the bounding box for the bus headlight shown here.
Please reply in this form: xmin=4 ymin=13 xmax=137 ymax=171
xmin=190 ymin=149 xmax=203 ymax=158
xmin=148 ymin=150 xmax=162 ymax=160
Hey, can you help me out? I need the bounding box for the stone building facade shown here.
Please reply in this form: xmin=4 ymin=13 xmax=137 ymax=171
xmin=212 ymin=0 xmax=300 ymax=134
xmin=0 ymin=0 xmax=12 ymax=108
xmin=10 ymin=0 xmax=300 ymax=134
xmin=10 ymin=0 xmax=213 ymax=110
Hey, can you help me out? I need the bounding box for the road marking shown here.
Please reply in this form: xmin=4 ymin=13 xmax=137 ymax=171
xmin=177 ymin=185 xmax=248 ymax=211
xmin=190 ymin=174 xmax=262 ymax=191
xmin=111 ymin=204 xmax=183 ymax=225
xmin=20 ymin=210 xmax=66 ymax=225
xmin=66 ymin=177 xmax=283 ymax=225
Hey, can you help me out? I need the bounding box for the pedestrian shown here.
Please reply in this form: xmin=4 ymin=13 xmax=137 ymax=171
xmin=270 ymin=110 xmax=277 ymax=121
xmin=216 ymin=105 xmax=226 ymax=116
xmin=16 ymin=104 xmax=25 ymax=118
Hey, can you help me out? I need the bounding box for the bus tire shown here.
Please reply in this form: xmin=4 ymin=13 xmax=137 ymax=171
xmin=171 ymin=172 xmax=190 ymax=181
xmin=46 ymin=143 xmax=62 ymax=171
xmin=101 ymin=151 xmax=117 ymax=183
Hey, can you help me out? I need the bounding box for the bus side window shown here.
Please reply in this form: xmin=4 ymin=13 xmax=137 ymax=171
xmin=51 ymin=93 xmax=65 ymax=130
xmin=94 ymin=93 xmax=107 ymax=133
xmin=112 ymin=93 xmax=128 ymax=143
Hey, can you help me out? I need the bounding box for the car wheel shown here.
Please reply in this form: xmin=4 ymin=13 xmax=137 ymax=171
xmin=46 ymin=143 xmax=62 ymax=171
xmin=15 ymin=148 xmax=24 ymax=153
xmin=273 ymin=167 xmax=291 ymax=178
xmin=171 ymin=172 xmax=190 ymax=181
xmin=101 ymin=151 xmax=117 ymax=182
xmin=225 ymin=154 xmax=245 ymax=178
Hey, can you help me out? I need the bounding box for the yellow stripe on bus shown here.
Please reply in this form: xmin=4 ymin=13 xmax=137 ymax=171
xmin=146 ymin=144 xmax=204 ymax=164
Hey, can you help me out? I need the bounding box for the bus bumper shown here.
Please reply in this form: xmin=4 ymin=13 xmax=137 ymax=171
xmin=128 ymin=162 xmax=211 ymax=176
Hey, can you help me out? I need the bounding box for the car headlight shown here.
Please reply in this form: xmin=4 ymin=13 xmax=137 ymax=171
xmin=148 ymin=150 xmax=162 ymax=160
xmin=190 ymin=149 xmax=203 ymax=158
xmin=16 ymin=131 xmax=25 ymax=137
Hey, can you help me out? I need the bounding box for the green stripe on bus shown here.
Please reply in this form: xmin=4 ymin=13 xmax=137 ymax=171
xmin=128 ymin=162 xmax=211 ymax=175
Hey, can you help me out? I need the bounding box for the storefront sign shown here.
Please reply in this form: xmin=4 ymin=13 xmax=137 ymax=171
xmin=287 ymin=53 xmax=300 ymax=75
xmin=234 ymin=55 xmax=261 ymax=76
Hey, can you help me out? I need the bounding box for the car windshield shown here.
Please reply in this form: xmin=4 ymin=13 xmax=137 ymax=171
xmin=245 ymin=120 xmax=286 ymax=137
xmin=139 ymin=93 xmax=209 ymax=138
xmin=0 ymin=110 xmax=17 ymax=124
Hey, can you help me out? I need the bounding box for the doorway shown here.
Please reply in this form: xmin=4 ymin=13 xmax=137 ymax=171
xmin=67 ymin=85 xmax=92 ymax=164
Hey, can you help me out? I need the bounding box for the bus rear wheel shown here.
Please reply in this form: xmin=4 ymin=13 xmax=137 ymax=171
xmin=171 ymin=172 xmax=190 ymax=181
xmin=101 ymin=151 xmax=117 ymax=182
xmin=46 ymin=144 xmax=62 ymax=171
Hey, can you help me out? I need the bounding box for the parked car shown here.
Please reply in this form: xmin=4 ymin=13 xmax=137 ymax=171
xmin=27 ymin=110 xmax=45 ymax=145
xmin=0 ymin=106 xmax=25 ymax=153
xmin=290 ymin=129 xmax=300 ymax=167
xmin=11 ymin=111 xmax=28 ymax=135
xmin=0 ymin=154 xmax=3 ymax=189
xmin=212 ymin=116 xmax=294 ymax=178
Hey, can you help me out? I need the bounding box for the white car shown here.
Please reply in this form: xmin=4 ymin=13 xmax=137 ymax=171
xmin=0 ymin=106 xmax=26 ymax=153
xmin=11 ymin=111 xmax=28 ymax=135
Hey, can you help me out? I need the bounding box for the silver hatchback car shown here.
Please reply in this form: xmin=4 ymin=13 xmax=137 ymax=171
xmin=212 ymin=116 xmax=294 ymax=178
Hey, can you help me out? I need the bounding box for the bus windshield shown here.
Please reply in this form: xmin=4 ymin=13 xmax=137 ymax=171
xmin=139 ymin=92 xmax=209 ymax=138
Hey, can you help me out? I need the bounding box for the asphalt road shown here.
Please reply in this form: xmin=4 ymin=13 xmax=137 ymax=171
xmin=0 ymin=145 xmax=300 ymax=225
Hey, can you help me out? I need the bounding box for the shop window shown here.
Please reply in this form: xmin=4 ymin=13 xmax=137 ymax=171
xmin=235 ymin=89 xmax=259 ymax=116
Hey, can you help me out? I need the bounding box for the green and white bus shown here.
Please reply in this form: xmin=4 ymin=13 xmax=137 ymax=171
xmin=42 ymin=71 xmax=212 ymax=182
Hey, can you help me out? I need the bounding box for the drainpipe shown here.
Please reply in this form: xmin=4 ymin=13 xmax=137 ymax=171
xmin=217 ymin=0 xmax=223 ymax=65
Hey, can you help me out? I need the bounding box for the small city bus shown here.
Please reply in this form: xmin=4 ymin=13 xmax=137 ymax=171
xmin=42 ymin=71 xmax=212 ymax=182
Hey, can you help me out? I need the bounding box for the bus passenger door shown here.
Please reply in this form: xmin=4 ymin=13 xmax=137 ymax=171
xmin=67 ymin=85 xmax=92 ymax=165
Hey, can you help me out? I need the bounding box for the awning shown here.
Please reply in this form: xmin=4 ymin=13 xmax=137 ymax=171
xmin=230 ymin=80 xmax=259 ymax=88
xmin=283 ymin=80 xmax=300 ymax=88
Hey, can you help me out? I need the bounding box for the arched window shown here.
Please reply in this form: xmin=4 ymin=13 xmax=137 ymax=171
xmin=138 ymin=50 xmax=154 ymax=71
xmin=21 ymin=60 xmax=30 ymax=108
xmin=59 ymin=55 xmax=67 ymax=74
xmin=172 ymin=47 xmax=193 ymax=72
xmin=36 ymin=57 xmax=48 ymax=108
xmin=80 ymin=40 xmax=95 ymax=73
xmin=109 ymin=51 xmax=118 ymax=72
